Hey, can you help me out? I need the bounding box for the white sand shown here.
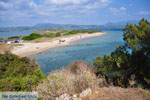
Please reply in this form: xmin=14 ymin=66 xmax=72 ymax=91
xmin=12 ymin=32 xmax=106 ymax=57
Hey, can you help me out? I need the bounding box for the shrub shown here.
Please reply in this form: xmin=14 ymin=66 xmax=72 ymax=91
xmin=55 ymin=32 xmax=61 ymax=37
xmin=64 ymin=30 xmax=100 ymax=36
xmin=42 ymin=33 xmax=56 ymax=38
xmin=8 ymin=36 xmax=20 ymax=39
xmin=22 ymin=33 xmax=57 ymax=40
xmin=22 ymin=33 xmax=42 ymax=40
xmin=64 ymin=30 xmax=78 ymax=35
xmin=37 ymin=61 xmax=104 ymax=100
xmin=22 ymin=30 xmax=101 ymax=40
xmin=0 ymin=53 xmax=46 ymax=91
xmin=0 ymin=38 xmax=3 ymax=41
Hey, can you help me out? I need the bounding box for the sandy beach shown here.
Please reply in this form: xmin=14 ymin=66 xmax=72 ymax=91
xmin=12 ymin=32 xmax=106 ymax=57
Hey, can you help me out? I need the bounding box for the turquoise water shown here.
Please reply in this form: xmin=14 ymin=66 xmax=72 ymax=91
xmin=29 ymin=30 xmax=124 ymax=75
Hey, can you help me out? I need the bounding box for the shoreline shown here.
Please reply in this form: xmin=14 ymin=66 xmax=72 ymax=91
xmin=12 ymin=32 xmax=106 ymax=57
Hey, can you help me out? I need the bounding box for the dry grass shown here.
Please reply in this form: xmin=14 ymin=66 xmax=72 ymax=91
xmin=0 ymin=43 xmax=13 ymax=53
xmin=36 ymin=61 xmax=150 ymax=100
xmin=37 ymin=61 xmax=104 ymax=100
xmin=81 ymin=87 xmax=150 ymax=100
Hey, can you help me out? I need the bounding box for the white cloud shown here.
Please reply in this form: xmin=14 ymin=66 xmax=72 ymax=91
xmin=29 ymin=2 xmax=37 ymax=8
xmin=120 ymin=7 xmax=126 ymax=10
xmin=0 ymin=1 xmax=11 ymax=10
xmin=46 ymin=0 xmax=109 ymax=5
xmin=138 ymin=11 xmax=150 ymax=15
xmin=47 ymin=0 xmax=87 ymax=4
xmin=110 ymin=7 xmax=127 ymax=16
xmin=0 ymin=0 xmax=111 ymax=24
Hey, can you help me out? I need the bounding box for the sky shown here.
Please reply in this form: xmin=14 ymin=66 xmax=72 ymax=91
xmin=0 ymin=0 xmax=150 ymax=27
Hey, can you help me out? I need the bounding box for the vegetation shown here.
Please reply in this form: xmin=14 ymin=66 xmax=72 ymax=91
xmin=22 ymin=33 xmax=42 ymax=40
xmin=94 ymin=18 xmax=150 ymax=89
xmin=37 ymin=61 xmax=150 ymax=100
xmin=8 ymin=36 xmax=20 ymax=39
xmin=81 ymin=87 xmax=150 ymax=100
xmin=42 ymin=33 xmax=56 ymax=38
xmin=22 ymin=30 xmax=101 ymax=40
xmin=0 ymin=53 xmax=46 ymax=91
xmin=64 ymin=30 xmax=100 ymax=36
xmin=37 ymin=61 xmax=103 ymax=100
xmin=22 ymin=33 xmax=59 ymax=40
xmin=55 ymin=32 xmax=61 ymax=37
xmin=1 ymin=19 xmax=150 ymax=99
xmin=0 ymin=38 xmax=3 ymax=41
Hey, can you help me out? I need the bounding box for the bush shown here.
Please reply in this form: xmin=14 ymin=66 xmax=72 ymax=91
xmin=64 ymin=30 xmax=78 ymax=35
xmin=37 ymin=61 xmax=103 ymax=100
xmin=8 ymin=36 xmax=20 ymax=39
xmin=42 ymin=33 xmax=56 ymax=38
xmin=64 ymin=30 xmax=100 ymax=36
xmin=22 ymin=33 xmax=42 ymax=40
xmin=0 ymin=53 xmax=46 ymax=91
xmin=55 ymin=32 xmax=61 ymax=37
xmin=0 ymin=38 xmax=3 ymax=41
xmin=22 ymin=33 xmax=57 ymax=40
xmin=22 ymin=30 xmax=101 ymax=40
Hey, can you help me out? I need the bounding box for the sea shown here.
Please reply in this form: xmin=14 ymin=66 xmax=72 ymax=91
xmin=0 ymin=28 xmax=124 ymax=75
xmin=0 ymin=30 xmax=33 ymax=38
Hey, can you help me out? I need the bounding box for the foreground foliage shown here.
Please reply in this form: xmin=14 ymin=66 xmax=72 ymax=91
xmin=37 ymin=61 xmax=103 ymax=100
xmin=0 ymin=53 xmax=46 ymax=91
xmin=94 ymin=18 xmax=150 ymax=89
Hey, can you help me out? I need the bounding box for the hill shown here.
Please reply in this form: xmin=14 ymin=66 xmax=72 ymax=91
xmin=105 ymin=20 xmax=139 ymax=26
xmin=35 ymin=23 xmax=58 ymax=26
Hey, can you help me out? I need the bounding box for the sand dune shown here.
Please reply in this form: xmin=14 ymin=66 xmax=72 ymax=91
xmin=12 ymin=32 xmax=106 ymax=57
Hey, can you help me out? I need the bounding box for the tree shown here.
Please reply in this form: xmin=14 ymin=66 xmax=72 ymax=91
xmin=94 ymin=18 xmax=150 ymax=89
xmin=123 ymin=18 xmax=150 ymax=57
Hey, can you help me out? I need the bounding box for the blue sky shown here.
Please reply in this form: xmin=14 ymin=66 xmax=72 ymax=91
xmin=0 ymin=0 xmax=150 ymax=27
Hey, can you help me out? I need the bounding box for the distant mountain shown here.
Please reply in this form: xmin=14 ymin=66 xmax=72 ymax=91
xmin=105 ymin=20 xmax=139 ymax=26
xmin=0 ymin=22 xmax=129 ymax=33
xmin=34 ymin=20 xmax=138 ymax=28
xmin=35 ymin=23 xmax=58 ymax=26
xmin=0 ymin=24 xmax=123 ymax=33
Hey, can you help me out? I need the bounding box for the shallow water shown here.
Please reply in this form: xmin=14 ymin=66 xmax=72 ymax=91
xmin=29 ymin=30 xmax=124 ymax=75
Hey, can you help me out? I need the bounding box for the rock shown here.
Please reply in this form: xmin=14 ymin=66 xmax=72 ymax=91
xmin=56 ymin=88 xmax=92 ymax=100
xmin=79 ymin=88 xmax=92 ymax=97
xmin=56 ymin=93 xmax=81 ymax=100
xmin=58 ymin=93 xmax=70 ymax=100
